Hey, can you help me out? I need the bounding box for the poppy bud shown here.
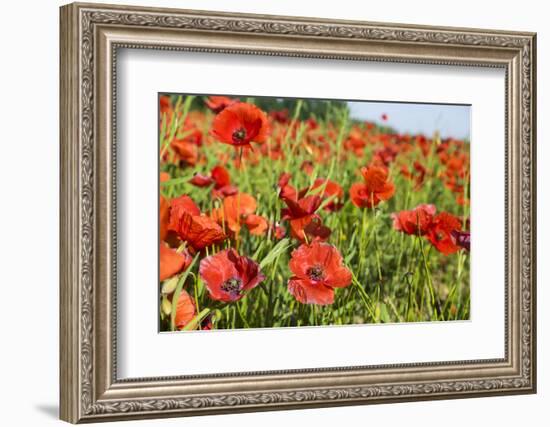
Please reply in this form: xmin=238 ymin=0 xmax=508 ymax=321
xmin=161 ymin=296 xmax=172 ymax=316
xmin=161 ymin=276 xmax=179 ymax=294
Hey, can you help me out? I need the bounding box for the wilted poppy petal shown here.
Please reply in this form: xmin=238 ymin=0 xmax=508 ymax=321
xmin=189 ymin=173 xmax=214 ymax=187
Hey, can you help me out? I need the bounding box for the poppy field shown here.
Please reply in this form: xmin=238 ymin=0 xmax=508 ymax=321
xmin=159 ymin=94 xmax=470 ymax=332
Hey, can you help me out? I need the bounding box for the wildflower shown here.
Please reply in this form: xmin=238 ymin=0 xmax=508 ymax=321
xmin=287 ymin=242 xmax=352 ymax=305
xmin=350 ymin=165 xmax=395 ymax=208
xmin=200 ymin=249 xmax=265 ymax=302
xmin=211 ymin=102 xmax=270 ymax=147
xmin=391 ymin=204 xmax=436 ymax=236
xmin=426 ymin=212 xmax=462 ymax=255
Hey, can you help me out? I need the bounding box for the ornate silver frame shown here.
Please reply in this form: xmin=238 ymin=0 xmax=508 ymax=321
xmin=59 ymin=2 xmax=537 ymax=423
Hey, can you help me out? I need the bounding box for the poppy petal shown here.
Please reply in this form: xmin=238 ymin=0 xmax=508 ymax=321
xmin=288 ymin=278 xmax=334 ymax=305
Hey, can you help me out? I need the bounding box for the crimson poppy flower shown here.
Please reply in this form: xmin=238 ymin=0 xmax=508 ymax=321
xmin=159 ymin=195 xmax=170 ymax=241
xmin=287 ymin=242 xmax=352 ymax=305
xmin=278 ymin=172 xmax=298 ymax=200
xmin=189 ymin=165 xmax=238 ymax=198
xmin=311 ymin=178 xmax=344 ymax=212
xmin=210 ymin=165 xmax=238 ymax=198
xmin=452 ymin=230 xmax=470 ymax=251
xmin=204 ymin=96 xmax=237 ymax=113
xmin=281 ymin=194 xmax=330 ymax=242
xmin=199 ymin=249 xmax=265 ymax=302
xmin=189 ymin=173 xmax=213 ymax=187
xmin=211 ymin=102 xmax=270 ymax=147
xmin=350 ymin=165 xmax=395 ymax=208
xmin=159 ymin=243 xmax=192 ymax=281
xmin=391 ymin=204 xmax=436 ymax=236
xmin=381 ymin=113 xmax=388 ymax=121
xmin=426 ymin=212 xmax=462 ymax=255
xmin=174 ymin=289 xmax=196 ymax=330
xmin=269 ymin=109 xmax=290 ymax=124
xmin=168 ymin=195 xmax=226 ymax=251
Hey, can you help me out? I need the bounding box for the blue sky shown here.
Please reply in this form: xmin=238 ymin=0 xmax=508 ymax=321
xmin=347 ymin=101 xmax=471 ymax=140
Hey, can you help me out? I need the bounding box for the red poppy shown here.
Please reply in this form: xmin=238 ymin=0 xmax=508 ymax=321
xmin=391 ymin=204 xmax=436 ymax=236
xmin=311 ymin=178 xmax=344 ymax=212
xmin=350 ymin=165 xmax=395 ymax=208
xmin=381 ymin=113 xmax=388 ymax=121
xmin=281 ymin=194 xmax=330 ymax=242
xmin=174 ymin=289 xmax=196 ymax=330
xmin=211 ymin=165 xmax=238 ymax=198
xmin=204 ymin=96 xmax=237 ymax=113
xmin=269 ymin=109 xmax=290 ymax=124
xmin=199 ymin=249 xmax=265 ymax=302
xmin=168 ymin=195 xmax=226 ymax=251
xmin=189 ymin=173 xmax=214 ymax=187
xmin=159 ymin=243 xmax=192 ymax=281
xmin=452 ymin=230 xmax=470 ymax=251
xmin=278 ymin=172 xmax=298 ymax=200
xmin=287 ymin=242 xmax=352 ymax=305
xmin=189 ymin=165 xmax=238 ymax=198
xmin=211 ymin=102 xmax=270 ymax=147
xmin=426 ymin=212 xmax=462 ymax=255
xmin=159 ymin=195 xmax=170 ymax=241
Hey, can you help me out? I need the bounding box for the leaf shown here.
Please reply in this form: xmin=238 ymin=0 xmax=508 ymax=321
xmin=259 ymin=238 xmax=290 ymax=270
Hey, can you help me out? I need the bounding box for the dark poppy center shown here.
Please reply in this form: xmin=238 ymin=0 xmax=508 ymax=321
xmin=307 ymin=265 xmax=325 ymax=281
xmin=436 ymin=231 xmax=445 ymax=241
xmin=232 ymin=128 xmax=246 ymax=143
xmin=221 ymin=277 xmax=242 ymax=296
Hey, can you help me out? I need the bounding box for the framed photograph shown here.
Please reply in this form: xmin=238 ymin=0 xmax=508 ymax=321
xmin=60 ymin=2 xmax=537 ymax=423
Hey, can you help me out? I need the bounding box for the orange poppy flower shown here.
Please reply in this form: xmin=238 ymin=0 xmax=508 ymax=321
xmin=211 ymin=102 xmax=270 ymax=147
xmin=287 ymin=242 xmax=352 ymax=305
xmin=216 ymin=193 xmax=268 ymax=236
xmin=174 ymin=289 xmax=196 ymax=330
xmin=159 ymin=95 xmax=172 ymax=116
xmin=350 ymin=165 xmax=395 ymax=208
xmin=199 ymin=249 xmax=265 ymax=302
xmin=168 ymin=195 xmax=226 ymax=251
xmin=391 ymin=204 xmax=436 ymax=236
xmin=170 ymin=138 xmax=199 ymax=166
xmin=159 ymin=243 xmax=192 ymax=281
xmin=204 ymin=96 xmax=238 ymax=113
xmin=426 ymin=212 xmax=462 ymax=255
